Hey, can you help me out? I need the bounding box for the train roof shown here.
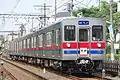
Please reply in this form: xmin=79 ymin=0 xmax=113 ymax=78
xmin=10 ymin=17 xmax=105 ymax=42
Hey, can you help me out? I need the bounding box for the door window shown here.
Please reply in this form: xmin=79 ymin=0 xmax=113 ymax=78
xmin=79 ymin=29 xmax=88 ymax=41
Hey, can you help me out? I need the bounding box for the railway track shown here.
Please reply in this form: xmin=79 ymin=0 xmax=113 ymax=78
xmin=0 ymin=67 xmax=17 ymax=80
xmin=0 ymin=57 xmax=103 ymax=80
xmin=0 ymin=58 xmax=47 ymax=80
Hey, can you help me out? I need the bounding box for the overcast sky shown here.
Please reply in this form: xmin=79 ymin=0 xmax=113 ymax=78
xmin=0 ymin=0 xmax=115 ymax=34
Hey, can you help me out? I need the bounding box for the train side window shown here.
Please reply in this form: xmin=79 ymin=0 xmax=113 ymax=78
xmin=27 ymin=38 xmax=29 ymax=48
xmin=38 ymin=34 xmax=43 ymax=47
xmin=17 ymin=42 xmax=18 ymax=51
xmin=46 ymin=32 xmax=52 ymax=46
xmin=25 ymin=39 xmax=27 ymax=48
xmin=22 ymin=41 xmax=23 ymax=49
xmin=22 ymin=40 xmax=24 ymax=49
xmin=34 ymin=36 xmax=36 ymax=48
xmin=13 ymin=42 xmax=15 ymax=52
xmin=16 ymin=42 xmax=17 ymax=52
xmin=11 ymin=42 xmax=14 ymax=51
xmin=18 ymin=42 xmax=19 ymax=52
xmin=92 ymin=25 xmax=103 ymax=41
xmin=14 ymin=43 xmax=16 ymax=51
xmin=14 ymin=42 xmax=15 ymax=51
xmin=64 ymin=25 xmax=75 ymax=41
xmin=24 ymin=40 xmax=26 ymax=48
xmin=15 ymin=42 xmax=17 ymax=52
xmin=17 ymin=42 xmax=18 ymax=52
xmin=29 ymin=38 xmax=31 ymax=48
xmin=31 ymin=37 xmax=34 ymax=48
xmin=36 ymin=35 xmax=38 ymax=47
xmin=56 ymin=29 xmax=60 ymax=46
xmin=20 ymin=41 xmax=22 ymax=49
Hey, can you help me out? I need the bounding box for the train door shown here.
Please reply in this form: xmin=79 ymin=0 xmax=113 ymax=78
xmin=52 ymin=30 xmax=56 ymax=58
xmin=77 ymin=27 xmax=90 ymax=57
xmin=56 ymin=29 xmax=61 ymax=59
xmin=52 ymin=29 xmax=61 ymax=59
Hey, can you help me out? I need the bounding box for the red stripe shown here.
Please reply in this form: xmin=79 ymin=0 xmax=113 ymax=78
xmin=78 ymin=42 xmax=89 ymax=48
xmin=62 ymin=42 xmax=77 ymax=48
xmin=22 ymin=42 xmax=106 ymax=50
xmin=62 ymin=42 xmax=106 ymax=49
xmin=23 ymin=46 xmax=61 ymax=50
xmin=91 ymin=42 xmax=106 ymax=49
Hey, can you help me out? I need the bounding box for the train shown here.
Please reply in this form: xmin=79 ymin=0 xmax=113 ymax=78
xmin=8 ymin=17 xmax=106 ymax=74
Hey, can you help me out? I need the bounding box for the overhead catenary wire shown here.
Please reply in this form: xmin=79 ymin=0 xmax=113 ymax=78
xmin=74 ymin=0 xmax=88 ymax=7
xmin=86 ymin=0 xmax=92 ymax=6
xmin=47 ymin=0 xmax=91 ymax=16
xmin=3 ymin=0 xmax=21 ymax=27
xmin=47 ymin=0 xmax=70 ymax=16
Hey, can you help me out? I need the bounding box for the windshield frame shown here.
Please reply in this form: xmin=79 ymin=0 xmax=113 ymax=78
xmin=64 ymin=25 xmax=76 ymax=41
xmin=92 ymin=25 xmax=103 ymax=41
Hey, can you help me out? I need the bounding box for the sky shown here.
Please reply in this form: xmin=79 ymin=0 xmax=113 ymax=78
xmin=0 ymin=0 xmax=117 ymax=35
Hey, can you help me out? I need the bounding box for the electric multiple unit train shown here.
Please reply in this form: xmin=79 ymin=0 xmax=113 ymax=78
xmin=8 ymin=17 xmax=106 ymax=74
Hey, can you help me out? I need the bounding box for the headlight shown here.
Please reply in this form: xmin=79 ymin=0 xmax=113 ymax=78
xmin=97 ymin=43 xmax=101 ymax=47
xmin=66 ymin=43 xmax=71 ymax=47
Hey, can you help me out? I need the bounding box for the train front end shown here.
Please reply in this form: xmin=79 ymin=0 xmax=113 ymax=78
xmin=62 ymin=18 xmax=106 ymax=73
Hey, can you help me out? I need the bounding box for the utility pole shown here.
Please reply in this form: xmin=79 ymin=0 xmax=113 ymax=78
xmin=99 ymin=0 xmax=101 ymax=11
xmin=34 ymin=3 xmax=51 ymax=27
xmin=44 ymin=3 xmax=46 ymax=26
xmin=71 ymin=0 xmax=73 ymax=16
xmin=19 ymin=24 xmax=26 ymax=36
xmin=55 ymin=0 xmax=57 ymax=21
xmin=67 ymin=0 xmax=73 ymax=16
xmin=110 ymin=0 xmax=115 ymax=60
xmin=43 ymin=3 xmax=51 ymax=26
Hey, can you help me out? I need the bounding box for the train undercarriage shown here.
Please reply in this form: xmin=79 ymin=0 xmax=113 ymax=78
xmin=53 ymin=58 xmax=103 ymax=74
xmin=9 ymin=55 xmax=103 ymax=74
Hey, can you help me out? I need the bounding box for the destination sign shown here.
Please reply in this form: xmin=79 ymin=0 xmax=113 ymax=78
xmin=78 ymin=21 xmax=89 ymax=25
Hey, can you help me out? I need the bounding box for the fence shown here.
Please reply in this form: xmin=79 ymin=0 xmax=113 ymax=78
xmin=103 ymin=60 xmax=120 ymax=76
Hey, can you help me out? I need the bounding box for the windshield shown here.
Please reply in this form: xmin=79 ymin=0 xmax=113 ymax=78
xmin=79 ymin=29 xmax=88 ymax=41
xmin=92 ymin=25 xmax=103 ymax=41
xmin=64 ymin=25 xmax=75 ymax=41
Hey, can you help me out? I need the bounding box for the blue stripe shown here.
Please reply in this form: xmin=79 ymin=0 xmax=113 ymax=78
xmin=19 ymin=50 xmax=60 ymax=53
xmin=64 ymin=50 xmax=104 ymax=54
xmin=88 ymin=50 xmax=104 ymax=54
xmin=64 ymin=50 xmax=78 ymax=54
xmin=18 ymin=49 xmax=104 ymax=54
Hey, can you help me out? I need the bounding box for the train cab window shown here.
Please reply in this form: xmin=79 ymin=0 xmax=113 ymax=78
xmin=79 ymin=29 xmax=88 ymax=41
xmin=92 ymin=26 xmax=103 ymax=41
xmin=64 ymin=25 xmax=75 ymax=41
